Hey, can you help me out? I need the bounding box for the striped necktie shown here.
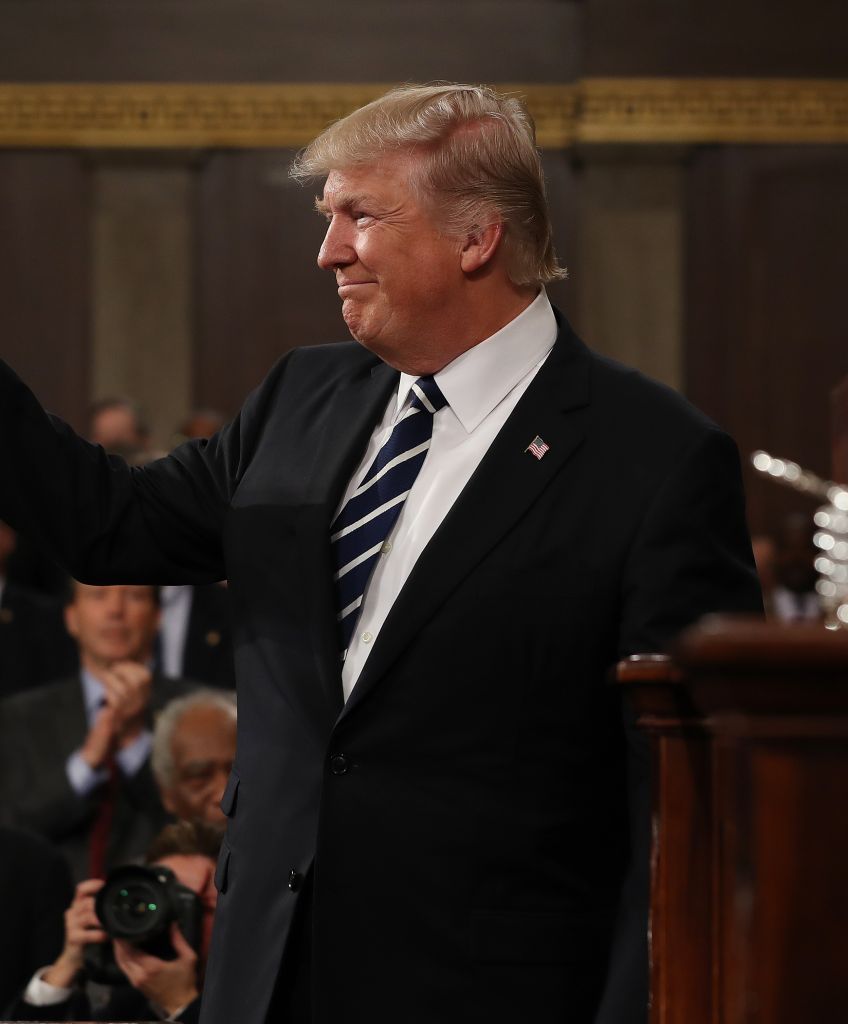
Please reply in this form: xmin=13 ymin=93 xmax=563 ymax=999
xmin=331 ymin=375 xmax=448 ymax=657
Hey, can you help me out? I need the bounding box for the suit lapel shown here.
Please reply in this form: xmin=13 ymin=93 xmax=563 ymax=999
xmin=340 ymin=320 xmax=592 ymax=720
xmin=295 ymin=359 xmax=399 ymax=718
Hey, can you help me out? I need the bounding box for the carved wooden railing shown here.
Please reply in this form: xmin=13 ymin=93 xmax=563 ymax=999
xmin=619 ymin=617 xmax=848 ymax=1024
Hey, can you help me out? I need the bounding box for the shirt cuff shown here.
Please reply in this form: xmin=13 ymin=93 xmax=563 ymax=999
xmin=23 ymin=966 xmax=74 ymax=1006
xmin=66 ymin=749 xmax=109 ymax=796
xmin=152 ymin=998 xmax=194 ymax=1021
xmin=116 ymin=729 xmax=153 ymax=777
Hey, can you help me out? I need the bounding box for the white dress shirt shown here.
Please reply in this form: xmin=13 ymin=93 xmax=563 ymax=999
xmin=339 ymin=289 xmax=558 ymax=700
xmin=159 ymin=584 xmax=194 ymax=678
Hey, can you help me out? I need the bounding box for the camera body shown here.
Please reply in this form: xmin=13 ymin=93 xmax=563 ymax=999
xmin=83 ymin=863 xmax=202 ymax=985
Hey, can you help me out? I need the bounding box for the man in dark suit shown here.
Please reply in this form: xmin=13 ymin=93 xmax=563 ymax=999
xmin=0 ymin=826 xmax=73 ymax=1014
xmin=0 ymin=83 xmax=761 ymax=1024
xmin=0 ymin=520 xmax=78 ymax=697
xmin=156 ymin=584 xmax=235 ymax=689
xmin=0 ymin=582 xmax=194 ymax=881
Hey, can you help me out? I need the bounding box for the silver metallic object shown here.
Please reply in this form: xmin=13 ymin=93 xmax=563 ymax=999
xmin=751 ymin=450 xmax=848 ymax=630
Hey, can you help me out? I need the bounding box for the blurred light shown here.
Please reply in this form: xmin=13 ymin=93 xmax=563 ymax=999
xmin=815 ymin=557 xmax=835 ymax=575
xmin=815 ymin=531 xmax=835 ymax=550
xmin=833 ymin=542 xmax=848 ymax=560
xmin=837 ymin=604 xmax=848 ymax=624
xmin=815 ymin=510 xmax=832 ymax=528
xmin=832 ymin=490 xmax=848 ymax=511
xmin=816 ymin=579 xmax=838 ymax=598
xmin=752 ymin=451 xmax=771 ymax=472
xmin=783 ymin=463 xmax=801 ymax=481
xmin=768 ymin=460 xmax=786 ymax=477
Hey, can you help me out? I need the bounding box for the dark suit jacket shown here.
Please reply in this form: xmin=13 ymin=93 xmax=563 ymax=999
xmin=168 ymin=583 xmax=235 ymax=688
xmin=6 ymin=985 xmax=200 ymax=1022
xmin=0 ymin=672 xmax=195 ymax=881
xmin=0 ymin=826 xmax=73 ymax=1014
xmin=0 ymin=582 xmax=78 ymax=699
xmin=0 ymin=315 xmax=762 ymax=1024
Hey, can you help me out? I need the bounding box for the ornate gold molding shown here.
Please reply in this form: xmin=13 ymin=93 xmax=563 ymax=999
xmin=0 ymin=79 xmax=845 ymax=149
xmin=579 ymin=78 xmax=848 ymax=144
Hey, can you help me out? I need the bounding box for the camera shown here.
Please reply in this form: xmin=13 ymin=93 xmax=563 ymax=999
xmin=83 ymin=864 xmax=202 ymax=985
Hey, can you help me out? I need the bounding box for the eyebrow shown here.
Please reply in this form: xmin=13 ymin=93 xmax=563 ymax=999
xmin=314 ymin=192 xmax=382 ymax=217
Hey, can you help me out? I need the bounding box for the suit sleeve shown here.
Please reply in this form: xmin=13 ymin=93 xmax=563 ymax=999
xmin=0 ymin=709 xmax=97 ymax=844
xmin=0 ymin=354 xmax=292 ymax=585
xmin=594 ymin=426 xmax=763 ymax=1024
xmin=619 ymin=425 xmax=763 ymax=656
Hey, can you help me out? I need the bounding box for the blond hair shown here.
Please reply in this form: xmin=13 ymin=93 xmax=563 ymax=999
xmin=290 ymin=83 xmax=566 ymax=287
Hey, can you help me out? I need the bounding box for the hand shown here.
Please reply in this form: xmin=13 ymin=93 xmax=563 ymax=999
xmin=43 ymin=878 xmax=107 ymax=988
xmin=101 ymin=661 xmax=153 ymax=746
xmin=113 ymin=922 xmax=199 ymax=1016
xmin=81 ymin=662 xmax=153 ymax=768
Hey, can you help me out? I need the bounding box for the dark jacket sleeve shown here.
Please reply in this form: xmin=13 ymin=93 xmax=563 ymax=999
xmin=0 ymin=354 xmax=291 ymax=586
xmin=2 ymin=989 xmax=89 ymax=1021
xmin=594 ymin=426 xmax=763 ymax=1024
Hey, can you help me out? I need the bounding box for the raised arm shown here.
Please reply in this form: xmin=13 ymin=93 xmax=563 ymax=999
xmin=0 ymin=355 xmax=288 ymax=585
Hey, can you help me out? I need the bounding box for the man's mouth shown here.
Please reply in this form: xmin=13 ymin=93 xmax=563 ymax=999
xmin=337 ymin=281 xmax=375 ymax=297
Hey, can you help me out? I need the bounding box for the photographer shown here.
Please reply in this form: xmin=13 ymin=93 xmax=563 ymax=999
xmin=7 ymin=820 xmax=221 ymax=1023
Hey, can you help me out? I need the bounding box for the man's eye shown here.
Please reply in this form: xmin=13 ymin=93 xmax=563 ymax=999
xmin=354 ymin=211 xmax=373 ymax=224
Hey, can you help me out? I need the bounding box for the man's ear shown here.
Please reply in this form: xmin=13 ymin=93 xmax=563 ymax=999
xmin=64 ymin=604 xmax=79 ymax=641
xmin=460 ymin=222 xmax=503 ymax=273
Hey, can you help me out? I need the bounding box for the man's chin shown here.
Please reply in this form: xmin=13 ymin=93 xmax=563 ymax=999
xmin=342 ymin=308 xmax=375 ymax=348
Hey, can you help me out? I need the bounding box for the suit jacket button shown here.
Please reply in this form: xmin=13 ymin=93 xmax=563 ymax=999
xmin=288 ymin=870 xmax=303 ymax=892
xmin=329 ymin=754 xmax=349 ymax=775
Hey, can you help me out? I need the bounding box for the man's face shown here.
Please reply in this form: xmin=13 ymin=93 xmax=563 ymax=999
xmin=316 ymin=155 xmax=465 ymax=373
xmin=65 ymin=584 xmax=160 ymax=670
xmin=161 ymin=705 xmax=237 ymax=826
xmin=90 ymin=406 xmax=145 ymax=454
xmin=155 ymin=854 xmax=218 ymax=962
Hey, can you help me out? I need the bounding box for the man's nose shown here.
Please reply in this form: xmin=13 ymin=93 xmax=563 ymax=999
xmin=317 ymin=217 xmax=354 ymax=271
xmin=104 ymin=591 xmax=127 ymax=617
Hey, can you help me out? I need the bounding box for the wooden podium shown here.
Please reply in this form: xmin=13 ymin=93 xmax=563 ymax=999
xmin=619 ymin=619 xmax=848 ymax=1024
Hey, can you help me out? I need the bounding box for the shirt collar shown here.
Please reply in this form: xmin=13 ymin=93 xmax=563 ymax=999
xmin=80 ymin=667 xmax=107 ymax=720
xmin=160 ymin=584 xmax=191 ymax=607
xmin=396 ymin=289 xmax=558 ymax=434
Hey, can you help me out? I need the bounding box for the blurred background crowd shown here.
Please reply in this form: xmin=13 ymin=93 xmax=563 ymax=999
xmin=0 ymin=0 xmax=844 ymax=1018
xmin=0 ymin=403 xmax=235 ymax=1022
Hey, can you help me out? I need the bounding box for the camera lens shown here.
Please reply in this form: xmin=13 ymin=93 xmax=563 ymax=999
xmin=96 ymin=866 xmax=172 ymax=940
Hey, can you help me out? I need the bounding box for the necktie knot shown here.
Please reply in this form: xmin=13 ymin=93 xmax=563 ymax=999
xmin=409 ymin=375 xmax=448 ymax=416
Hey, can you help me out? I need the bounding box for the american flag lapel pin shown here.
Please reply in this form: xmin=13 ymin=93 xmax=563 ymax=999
xmin=525 ymin=435 xmax=550 ymax=460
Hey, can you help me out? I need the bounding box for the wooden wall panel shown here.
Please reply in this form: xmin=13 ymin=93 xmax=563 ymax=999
xmin=194 ymin=150 xmax=343 ymax=417
xmin=685 ymin=147 xmax=848 ymax=536
xmin=0 ymin=0 xmax=581 ymax=83
xmin=0 ymin=151 xmax=90 ymax=429
xmin=584 ymin=0 xmax=848 ymax=76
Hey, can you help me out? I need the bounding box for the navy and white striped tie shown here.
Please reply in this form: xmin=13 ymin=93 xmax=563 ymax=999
xmin=331 ymin=375 xmax=448 ymax=657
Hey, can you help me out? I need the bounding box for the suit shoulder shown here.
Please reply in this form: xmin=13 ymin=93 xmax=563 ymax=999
xmin=0 ymin=824 xmax=70 ymax=875
xmin=153 ymin=675 xmax=204 ymax=704
xmin=587 ymin=348 xmax=725 ymax=448
xmin=0 ymin=674 xmax=79 ymax=717
xmin=190 ymin=582 xmax=230 ymax=616
xmin=264 ymin=341 xmax=377 ymax=391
